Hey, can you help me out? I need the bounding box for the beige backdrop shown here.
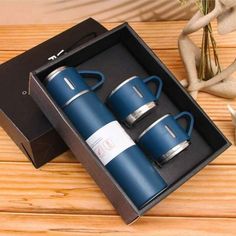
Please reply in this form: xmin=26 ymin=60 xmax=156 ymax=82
xmin=0 ymin=0 xmax=196 ymax=24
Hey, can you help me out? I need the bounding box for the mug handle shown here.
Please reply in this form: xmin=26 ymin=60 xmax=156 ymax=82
xmin=143 ymin=76 xmax=163 ymax=100
xmin=77 ymin=70 xmax=105 ymax=91
xmin=174 ymin=111 xmax=194 ymax=137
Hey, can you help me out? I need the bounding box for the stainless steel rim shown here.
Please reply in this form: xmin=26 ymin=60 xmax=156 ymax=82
xmin=138 ymin=114 xmax=170 ymax=140
xmin=62 ymin=90 xmax=90 ymax=108
xmin=125 ymin=102 xmax=156 ymax=126
xmin=44 ymin=66 xmax=68 ymax=84
xmin=159 ymin=140 xmax=189 ymax=164
xmin=108 ymin=76 xmax=137 ymax=98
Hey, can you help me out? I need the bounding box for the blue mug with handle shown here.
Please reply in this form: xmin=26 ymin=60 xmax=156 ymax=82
xmin=107 ymin=75 xmax=163 ymax=126
xmin=138 ymin=112 xmax=194 ymax=165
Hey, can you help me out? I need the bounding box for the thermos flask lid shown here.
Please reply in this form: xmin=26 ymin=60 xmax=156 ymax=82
xmin=44 ymin=66 xmax=68 ymax=84
xmin=44 ymin=66 xmax=91 ymax=108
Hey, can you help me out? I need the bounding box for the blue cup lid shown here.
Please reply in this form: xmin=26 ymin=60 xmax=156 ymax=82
xmin=44 ymin=66 xmax=90 ymax=108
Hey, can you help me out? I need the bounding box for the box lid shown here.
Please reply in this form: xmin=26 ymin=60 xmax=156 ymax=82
xmin=0 ymin=18 xmax=108 ymax=167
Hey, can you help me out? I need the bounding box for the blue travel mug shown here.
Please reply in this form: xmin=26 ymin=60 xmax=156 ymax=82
xmin=44 ymin=66 xmax=167 ymax=209
xmin=107 ymin=75 xmax=163 ymax=126
xmin=138 ymin=112 xmax=194 ymax=165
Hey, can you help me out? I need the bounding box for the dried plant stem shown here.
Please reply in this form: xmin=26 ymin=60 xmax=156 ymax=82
xmin=198 ymin=0 xmax=221 ymax=80
xmin=180 ymin=0 xmax=221 ymax=81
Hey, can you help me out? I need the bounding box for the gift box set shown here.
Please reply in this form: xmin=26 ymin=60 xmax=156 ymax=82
xmin=0 ymin=18 xmax=231 ymax=224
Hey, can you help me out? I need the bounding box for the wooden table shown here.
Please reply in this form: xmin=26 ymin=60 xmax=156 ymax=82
xmin=0 ymin=21 xmax=236 ymax=235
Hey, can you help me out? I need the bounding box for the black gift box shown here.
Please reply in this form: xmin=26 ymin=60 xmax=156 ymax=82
xmin=29 ymin=23 xmax=230 ymax=223
xmin=0 ymin=18 xmax=107 ymax=168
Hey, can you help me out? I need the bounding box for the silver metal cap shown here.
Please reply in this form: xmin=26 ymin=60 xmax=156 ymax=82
xmin=44 ymin=66 xmax=68 ymax=84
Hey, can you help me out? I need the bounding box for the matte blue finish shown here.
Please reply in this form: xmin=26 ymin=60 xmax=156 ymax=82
xmin=143 ymin=76 xmax=162 ymax=99
xmin=63 ymin=92 xmax=115 ymax=139
xmin=65 ymin=93 xmax=167 ymax=208
xmin=138 ymin=112 xmax=194 ymax=164
xmin=45 ymin=67 xmax=105 ymax=107
xmin=107 ymin=75 xmax=163 ymax=121
xmin=174 ymin=111 xmax=194 ymax=137
xmin=44 ymin=67 xmax=167 ymax=209
xmin=106 ymin=145 xmax=167 ymax=209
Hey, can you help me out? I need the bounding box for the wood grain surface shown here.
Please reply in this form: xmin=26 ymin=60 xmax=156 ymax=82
xmin=0 ymin=21 xmax=235 ymax=235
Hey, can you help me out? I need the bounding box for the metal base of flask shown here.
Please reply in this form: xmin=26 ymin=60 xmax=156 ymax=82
xmin=158 ymin=140 xmax=190 ymax=165
xmin=125 ymin=101 xmax=156 ymax=126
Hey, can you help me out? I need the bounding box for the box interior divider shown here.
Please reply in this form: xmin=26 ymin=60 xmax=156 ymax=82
xmin=30 ymin=23 xmax=231 ymax=222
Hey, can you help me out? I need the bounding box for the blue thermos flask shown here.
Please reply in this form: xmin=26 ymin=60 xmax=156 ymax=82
xmin=44 ymin=66 xmax=167 ymax=209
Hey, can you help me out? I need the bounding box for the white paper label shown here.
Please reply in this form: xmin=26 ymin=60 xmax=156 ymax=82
xmin=86 ymin=121 xmax=135 ymax=165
